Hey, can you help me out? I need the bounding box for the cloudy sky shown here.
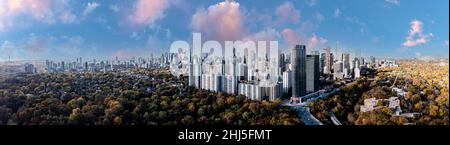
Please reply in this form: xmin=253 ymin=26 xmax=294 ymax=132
xmin=0 ymin=0 xmax=448 ymax=61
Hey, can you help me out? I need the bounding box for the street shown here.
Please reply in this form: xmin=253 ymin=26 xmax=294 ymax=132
xmin=283 ymin=88 xmax=340 ymax=125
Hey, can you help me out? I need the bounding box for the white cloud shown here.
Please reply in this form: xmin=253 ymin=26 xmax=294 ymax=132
xmin=83 ymin=2 xmax=100 ymax=17
xmin=315 ymin=12 xmax=325 ymax=22
xmin=22 ymin=33 xmax=53 ymax=53
xmin=110 ymin=4 xmax=120 ymax=12
xmin=334 ymin=8 xmax=341 ymax=18
xmin=60 ymin=10 xmax=77 ymax=24
xmin=385 ymin=0 xmax=400 ymax=6
xmin=415 ymin=52 xmax=421 ymax=57
xmin=0 ymin=41 xmax=15 ymax=56
xmin=445 ymin=40 xmax=449 ymax=46
xmin=371 ymin=37 xmax=380 ymax=43
xmin=307 ymin=0 xmax=317 ymax=7
xmin=402 ymin=20 xmax=433 ymax=47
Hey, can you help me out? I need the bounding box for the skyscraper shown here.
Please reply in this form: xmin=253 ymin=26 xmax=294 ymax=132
xmin=306 ymin=54 xmax=320 ymax=93
xmin=333 ymin=61 xmax=344 ymax=80
xmin=320 ymin=53 xmax=325 ymax=75
xmin=282 ymin=70 xmax=292 ymax=95
xmin=342 ymin=53 xmax=350 ymax=77
xmin=324 ymin=47 xmax=332 ymax=74
xmin=24 ymin=63 xmax=36 ymax=74
xmin=334 ymin=41 xmax=339 ymax=62
xmin=291 ymin=45 xmax=306 ymax=97
xmin=279 ymin=53 xmax=286 ymax=73
xmin=370 ymin=56 xmax=376 ymax=67
xmin=188 ymin=50 xmax=195 ymax=87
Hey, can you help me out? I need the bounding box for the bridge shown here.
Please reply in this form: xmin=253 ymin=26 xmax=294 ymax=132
xmin=283 ymin=88 xmax=340 ymax=125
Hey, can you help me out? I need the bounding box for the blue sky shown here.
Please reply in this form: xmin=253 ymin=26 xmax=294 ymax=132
xmin=0 ymin=0 xmax=448 ymax=61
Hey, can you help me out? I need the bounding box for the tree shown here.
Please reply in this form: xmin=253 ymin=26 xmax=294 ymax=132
xmin=181 ymin=115 xmax=194 ymax=125
xmin=113 ymin=116 xmax=122 ymax=125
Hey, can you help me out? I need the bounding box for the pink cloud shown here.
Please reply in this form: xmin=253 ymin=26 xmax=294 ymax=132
xmin=7 ymin=0 xmax=54 ymax=23
xmin=245 ymin=29 xmax=280 ymax=42
xmin=282 ymin=28 xmax=328 ymax=50
xmin=402 ymin=20 xmax=433 ymax=47
xmin=191 ymin=0 xmax=246 ymax=42
xmin=112 ymin=50 xmax=137 ymax=59
xmin=275 ymin=1 xmax=301 ymax=24
xmin=128 ymin=0 xmax=169 ymax=26
xmin=281 ymin=28 xmax=301 ymax=47
xmin=0 ymin=0 xmax=75 ymax=31
xmin=308 ymin=34 xmax=328 ymax=49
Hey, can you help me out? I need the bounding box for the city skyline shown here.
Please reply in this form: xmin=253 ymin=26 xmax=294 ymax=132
xmin=0 ymin=0 xmax=449 ymax=61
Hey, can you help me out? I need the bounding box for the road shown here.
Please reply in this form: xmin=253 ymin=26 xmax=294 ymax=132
xmin=283 ymin=88 xmax=340 ymax=125
xmin=329 ymin=112 xmax=342 ymax=125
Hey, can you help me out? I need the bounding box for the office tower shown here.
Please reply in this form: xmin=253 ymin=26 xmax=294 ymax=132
xmin=61 ymin=61 xmax=65 ymax=71
xmin=342 ymin=53 xmax=350 ymax=77
xmin=350 ymin=58 xmax=356 ymax=73
xmin=333 ymin=61 xmax=343 ymax=73
xmin=230 ymin=48 xmax=238 ymax=94
xmin=24 ymin=63 xmax=36 ymax=74
xmin=334 ymin=42 xmax=339 ymax=62
xmin=282 ymin=71 xmax=292 ymax=95
xmin=354 ymin=67 xmax=361 ymax=79
xmin=353 ymin=58 xmax=361 ymax=79
xmin=238 ymin=82 xmax=279 ymax=102
xmin=84 ymin=62 xmax=88 ymax=71
xmin=333 ymin=61 xmax=344 ymax=80
xmin=279 ymin=53 xmax=286 ymax=73
xmin=45 ymin=60 xmax=50 ymax=71
xmin=188 ymin=48 xmax=194 ymax=87
xmin=268 ymin=84 xmax=281 ymax=101
xmin=370 ymin=56 xmax=376 ymax=67
xmin=237 ymin=62 xmax=248 ymax=81
xmin=320 ymin=53 xmax=325 ymax=74
xmin=370 ymin=56 xmax=375 ymax=63
xmin=291 ymin=45 xmax=306 ymax=97
xmin=306 ymin=54 xmax=320 ymax=93
xmin=324 ymin=47 xmax=332 ymax=74
xmin=215 ymin=74 xmax=223 ymax=92
xmin=193 ymin=57 xmax=201 ymax=88
xmin=361 ymin=58 xmax=365 ymax=67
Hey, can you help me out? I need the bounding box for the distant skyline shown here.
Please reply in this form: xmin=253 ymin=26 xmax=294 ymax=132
xmin=0 ymin=0 xmax=448 ymax=61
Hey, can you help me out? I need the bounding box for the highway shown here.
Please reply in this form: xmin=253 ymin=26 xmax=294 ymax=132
xmin=283 ymin=88 xmax=340 ymax=125
xmin=329 ymin=112 xmax=342 ymax=125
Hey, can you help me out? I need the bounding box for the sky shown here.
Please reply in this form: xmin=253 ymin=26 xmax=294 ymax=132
xmin=0 ymin=0 xmax=448 ymax=61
